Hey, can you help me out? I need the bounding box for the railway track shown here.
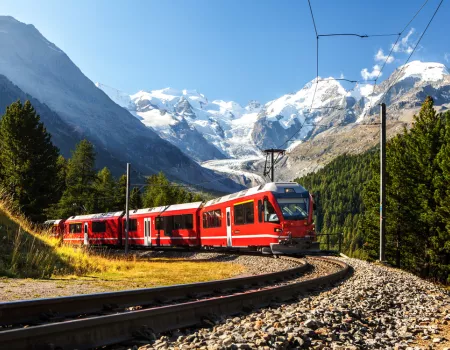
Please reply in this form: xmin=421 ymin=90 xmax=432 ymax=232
xmin=0 ymin=256 xmax=349 ymax=350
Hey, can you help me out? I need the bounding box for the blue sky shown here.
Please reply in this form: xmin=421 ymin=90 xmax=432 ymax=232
xmin=2 ymin=0 xmax=449 ymax=105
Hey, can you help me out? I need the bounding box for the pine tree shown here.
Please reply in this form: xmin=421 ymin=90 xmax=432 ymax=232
xmin=94 ymin=167 xmax=116 ymax=212
xmin=130 ymin=187 xmax=143 ymax=210
xmin=45 ymin=155 xmax=68 ymax=218
xmin=57 ymin=140 xmax=97 ymax=217
xmin=115 ymin=174 xmax=127 ymax=210
xmin=0 ymin=100 xmax=60 ymax=221
xmin=404 ymin=97 xmax=444 ymax=277
xmin=142 ymin=171 xmax=203 ymax=208
xmin=433 ymin=110 xmax=450 ymax=282
xmin=142 ymin=172 xmax=172 ymax=207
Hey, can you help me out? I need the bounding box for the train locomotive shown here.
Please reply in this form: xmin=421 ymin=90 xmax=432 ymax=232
xmin=45 ymin=182 xmax=319 ymax=254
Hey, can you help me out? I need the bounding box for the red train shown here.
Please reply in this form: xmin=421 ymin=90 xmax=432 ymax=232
xmin=45 ymin=182 xmax=319 ymax=254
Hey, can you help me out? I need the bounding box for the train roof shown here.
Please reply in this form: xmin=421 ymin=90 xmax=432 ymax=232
xmin=128 ymin=201 xmax=203 ymax=216
xmin=204 ymin=182 xmax=308 ymax=208
xmin=44 ymin=219 xmax=63 ymax=225
xmin=66 ymin=211 xmax=124 ymax=222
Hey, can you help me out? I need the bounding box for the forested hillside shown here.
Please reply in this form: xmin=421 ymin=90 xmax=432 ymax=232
xmin=295 ymin=149 xmax=377 ymax=259
xmin=296 ymin=97 xmax=450 ymax=283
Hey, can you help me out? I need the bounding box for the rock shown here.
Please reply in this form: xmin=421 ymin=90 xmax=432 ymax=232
xmin=304 ymin=319 xmax=319 ymax=330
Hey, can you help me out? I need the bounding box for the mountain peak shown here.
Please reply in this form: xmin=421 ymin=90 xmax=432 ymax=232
xmin=396 ymin=60 xmax=448 ymax=82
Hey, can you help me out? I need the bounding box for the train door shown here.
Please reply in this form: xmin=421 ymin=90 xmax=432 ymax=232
xmin=144 ymin=218 xmax=151 ymax=246
xmin=83 ymin=222 xmax=89 ymax=245
xmin=226 ymin=207 xmax=232 ymax=247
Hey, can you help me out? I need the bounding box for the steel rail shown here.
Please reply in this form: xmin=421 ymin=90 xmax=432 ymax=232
xmin=0 ymin=257 xmax=307 ymax=326
xmin=0 ymin=257 xmax=349 ymax=350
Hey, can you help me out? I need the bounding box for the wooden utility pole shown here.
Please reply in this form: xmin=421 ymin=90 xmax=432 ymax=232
xmin=125 ymin=163 xmax=130 ymax=255
xmin=380 ymin=103 xmax=386 ymax=262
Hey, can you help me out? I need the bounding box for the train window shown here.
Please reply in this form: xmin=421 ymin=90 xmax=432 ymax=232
xmin=258 ymin=200 xmax=263 ymax=223
xmin=184 ymin=214 xmax=194 ymax=229
xmin=264 ymin=200 xmax=279 ymax=223
xmin=245 ymin=203 xmax=254 ymax=224
xmin=174 ymin=215 xmax=183 ymax=229
xmin=203 ymin=210 xmax=221 ymax=228
xmin=234 ymin=205 xmax=244 ymax=225
xmin=69 ymin=223 xmax=82 ymax=233
xmin=234 ymin=201 xmax=254 ymax=225
xmin=164 ymin=216 xmax=174 ymax=236
xmin=92 ymin=221 xmax=106 ymax=233
xmin=124 ymin=219 xmax=137 ymax=231
xmin=155 ymin=217 xmax=163 ymax=230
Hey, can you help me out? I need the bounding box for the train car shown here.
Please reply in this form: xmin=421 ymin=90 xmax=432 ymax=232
xmin=123 ymin=202 xmax=202 ymax=247
xmin=200 ymin=182 xmax=318 ymax=254
xmin=43 ymin=219 xmax=65 ymax=239
xmin=64 ymin=211 xmax=124 ymax=245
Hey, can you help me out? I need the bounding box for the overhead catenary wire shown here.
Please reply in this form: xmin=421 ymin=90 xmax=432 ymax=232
xmin=318 ymin=33 xmax=400 ymax=38
xmin=367 ymin=0 xmax=431 ymax=111
xmin=307 ymin=0 xmax=319 ymax=113
xmin=378 ymin=0 xmax=444 ymax=105
xmin=319 ymin=78 xmax=376 ymax=83
xmin=270 ymin=0 xmax=441 ymax=180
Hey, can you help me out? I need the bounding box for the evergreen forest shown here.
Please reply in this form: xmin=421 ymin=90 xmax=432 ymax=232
xmin=296 ymin=97 xmax=450 ymax=283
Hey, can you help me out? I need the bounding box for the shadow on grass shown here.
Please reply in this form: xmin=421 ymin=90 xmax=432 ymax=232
xmin=0 ymin=212 xmax=75 ymax=279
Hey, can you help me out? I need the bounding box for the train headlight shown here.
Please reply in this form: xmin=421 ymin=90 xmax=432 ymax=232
xmin=274 ymin=228 xmax=283 ymax=233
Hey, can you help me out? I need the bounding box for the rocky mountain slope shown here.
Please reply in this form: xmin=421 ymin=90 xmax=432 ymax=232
xmin=279 ymin=61 xmax=450 ymax=181
xmin=0 ymin=16 xmax=243 ymax=193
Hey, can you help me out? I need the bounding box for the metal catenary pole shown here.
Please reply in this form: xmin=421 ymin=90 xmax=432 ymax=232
xmin=380 ymin=103 xmax=386 ymax=262
xmin=270 ymin=151 xmax=275 ymax=182
xmin=125 ymin=163 xmax=130 ymax=255
xmin=263 ymin=149 xmax=285 ymax=183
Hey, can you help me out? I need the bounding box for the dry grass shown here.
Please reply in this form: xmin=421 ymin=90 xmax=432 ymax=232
xmin=0 ymin=191 xmax=243 ymax=287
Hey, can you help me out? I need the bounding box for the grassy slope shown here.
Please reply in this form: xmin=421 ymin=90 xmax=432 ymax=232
xmin=0 ymin=197 xmax=242 ymax=289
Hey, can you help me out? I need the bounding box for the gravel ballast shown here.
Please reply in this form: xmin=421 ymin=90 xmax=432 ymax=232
xmin=131 ymin=251 xmax=300 ymax=275
xmin=136 ymin=257 xmax=449 ymax=350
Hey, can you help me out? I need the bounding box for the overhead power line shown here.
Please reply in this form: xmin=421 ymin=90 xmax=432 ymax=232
xmin=379 ymin=0 xmax=444 ymax=105
xmin=268 ymin=0 xmax=441 ymax=177
xmin=319 ymin=78 xmax=376 ymax=83
xmin=368 ymin=0 xmax=432 ymax=110
xmin=307 ymin=0 xmax=319 ymax=113
xmin=319 ymin=33 xmax=400 ymax=38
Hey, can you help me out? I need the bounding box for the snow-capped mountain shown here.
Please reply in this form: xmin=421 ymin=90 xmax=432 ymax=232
xmin=0 ymin=16 xmax=244 ymax=192
xmin=99 ymin=60 xmax=450 ymax=183
xmin=96 ymin=77 xmax=355 ymax=161
xmin=96 ymin=84 xmax=264 ymax=161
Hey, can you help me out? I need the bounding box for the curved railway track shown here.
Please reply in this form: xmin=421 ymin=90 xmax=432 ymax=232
xmin=0 ymin=256 xmax=349 ymax=350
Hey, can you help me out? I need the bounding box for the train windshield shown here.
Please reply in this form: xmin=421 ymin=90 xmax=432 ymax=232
xmin=277 ymin=198 xmax=309 ymax=220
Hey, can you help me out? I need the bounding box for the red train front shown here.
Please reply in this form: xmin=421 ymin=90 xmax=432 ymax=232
xmin=200 ymin=182 xmax=318 ymax=254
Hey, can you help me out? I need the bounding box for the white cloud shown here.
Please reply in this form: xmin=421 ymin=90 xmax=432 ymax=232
xmin=339 ymin=72 xmax=345 ymax=79
xmin=392 ymin=28 xmax=415 ymax=54
xmin=375 ymin=49 xmax=394 ymax=64
xmin=445 ymin=53 xmax=450 ymax=63
xmin=361 ymin=65 xmax=382 ymax=80
xmin=359 ymin=84 xmax=374 ymax=97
